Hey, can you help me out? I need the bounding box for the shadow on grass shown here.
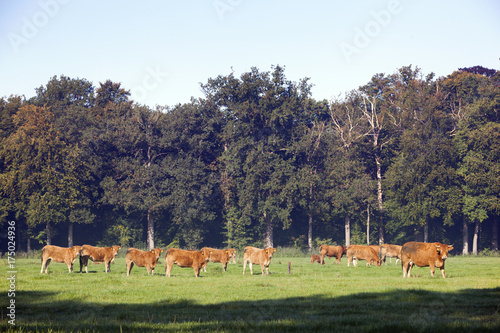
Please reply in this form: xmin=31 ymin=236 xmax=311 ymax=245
xmin=3 ymin=288 xmax=500 ymax=332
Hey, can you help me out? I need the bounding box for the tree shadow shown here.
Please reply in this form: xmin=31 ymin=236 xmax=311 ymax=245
xmin=5 ymin=288 xmax=500 ymax=332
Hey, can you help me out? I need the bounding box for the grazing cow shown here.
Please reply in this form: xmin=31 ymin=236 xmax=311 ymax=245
xmin=347 ymin=245 xmax=382 ymax=267
xmin=319 ymin=244 xmax=347 ymax=265
xmin=380 ymin=244 xmax=402 ymax=265
xmin=401 ymin=242 xmax=454 ymax=278
xmin=242 ymin=246 xmax=276 ymax=276
xmin=40 ymin=245 xmax=81 ymax=274
xmin=164 ymin=248 xmax=209 ymax=277
xmin=79 ymin=245 xmax=121 ymax=273
xmin=227 ymin=248 xmax=237 ymax=264
xmin=311 ymin=254 xmax=322 ymax=264
xmin=202 ymin=247 xmax=231 ymax=272
xmin=126 ymin=248 xmax=163 ymax=276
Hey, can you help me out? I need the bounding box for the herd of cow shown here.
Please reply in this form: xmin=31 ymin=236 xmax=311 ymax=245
xmin=315 ymin=242 xmax=454 ymax=278
xmin=39 ymin=241 xmax=453 ymax=278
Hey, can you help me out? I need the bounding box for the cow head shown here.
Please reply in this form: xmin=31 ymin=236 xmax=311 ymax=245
xmin=72 ymin=246 xmax=82 ymax=256
xmin=200 ymin=250 xmax=210 ymax=261
xmin=265 ymin=247 xmax=277 ymax=259
xmin=112 ymin=245 xmax=121 ymax=257
xmin=434 ymin=243 xmax=453 ymax=260
xmin=152 ymin=248 xmax=163 ymax=259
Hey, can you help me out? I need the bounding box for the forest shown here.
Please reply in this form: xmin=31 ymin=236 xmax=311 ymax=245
xmin=1 ymin=65 xmax=499 ymax=255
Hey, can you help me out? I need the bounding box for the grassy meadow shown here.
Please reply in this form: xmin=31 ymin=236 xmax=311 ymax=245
xmin=1 ymin=252 xmax=500 ymax=332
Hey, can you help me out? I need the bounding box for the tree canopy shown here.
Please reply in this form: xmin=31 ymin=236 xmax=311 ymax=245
xmin=1 ymin=65 xmax=499 ymax=254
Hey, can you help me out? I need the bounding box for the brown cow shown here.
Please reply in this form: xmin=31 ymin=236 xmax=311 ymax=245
xmin=242 ymin=246 xmax=276 ymax=275
xmin=311 ymin=254 xmax=322 ymax=264
xmin=347 ymin=245 xmax=382 ymax=267
xmin=380 ymin=244 xmax=402 ymax=265
xmin=202 ymin=247 xmax=230 ymax=272
xmin=40 ymin=245 xmax=81 ymax=273
xmin=79 ymin=245 xmax=121 ymax=273
xmin=227 ymin=248 xmax=237 ymax=264
xmin=401 ymin=242 xmax=454 ymax=278
xmin=319 ymin=244 xmax=347 ymax=265
xmin=126 ymin=248 xmax=163 ymax=276
xmin=164 ymin=248 xmax=209 ymax=277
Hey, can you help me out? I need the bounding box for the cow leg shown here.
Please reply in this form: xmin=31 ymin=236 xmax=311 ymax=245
xmin=127 ymin=261 xmax=133 ymax=276
xmin=429 ymin=264 xmax=435 ymax=277
xmin=80 ymin=256 xmax=89 ymax=273
xmin=166 ymin=262 xmax=172 ymax=277
xmin=402 ymin=260 xmax=408 ymax=278
xmin=320 ymin=254 xmax=326 ymax=265
xmin=440 ymin=265 xmax=446 ymax=278
xmin=41 ymin=259 xmax=47 ymax=274
xmin=194 ymin=267 xmax=200 ymax=277
xmin=223 ymin=262 xmax=227 ymax=272
xmin=242 ymin=260 xmax=247 ymax=275
xmin=67 ymin=261 xmax=73 ymax=273
xmin=42 ymin=258 xmax=51 ymax=274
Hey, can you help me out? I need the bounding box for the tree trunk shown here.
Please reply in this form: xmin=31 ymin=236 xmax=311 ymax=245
xmin=473 ymin=221 xmax=479 ymax=256
xmin=366 ymin=205 xmax=370 ymax=245
xmin=46 ymin=222 xmax=51 ymax=245
xmin=462 ymin=218 xmax=468 ymax=255
xmin=424 ymin=220 xmax=429 ymax=243
xmin=68 ymin=223 xmax=74 ymax=247
xmin=308 ymin=212 xmax=313 ymax=252
xmin=264 ymin=211 xmax=273 ymax=248
xmin=345 ymin=215 xmax=351 ymax=247
xmin=27 ymin=237 xmax=31 ymax=254
xmin=147 ymin=210 xmax=154 ymax=250
xmin=492 ymin=216 xmax=499 ymax=253
xmin=376 ymin=159 xmax=384 ymax=245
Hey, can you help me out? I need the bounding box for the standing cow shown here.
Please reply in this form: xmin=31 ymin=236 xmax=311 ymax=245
xmin=319 ymin=244 xmax=347 ymax=265
xmin=202 ymin=247 xmax=231 ymax=272
xmin=242 ymin=246 xmax=276 ymax=276
xmin=347 ymin=245 xmax=382 ymax=267
xmin=380 ymin=244 xmax=402 ymax=265
xmin=164 ymin=248 xmax=210 ymax=277
xmin=79 ymin=245 xmax=121 ymax=273
xmin=126 ymin=248 xmax=163 ymax=276
xmin=401 ymin=242 xmax=454 ymax=278
xmin=40 ymin=245 xmax=81 ymax=273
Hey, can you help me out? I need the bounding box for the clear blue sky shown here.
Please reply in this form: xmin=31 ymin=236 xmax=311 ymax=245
xmin=1 ymin=0 xmax=499 ymax=107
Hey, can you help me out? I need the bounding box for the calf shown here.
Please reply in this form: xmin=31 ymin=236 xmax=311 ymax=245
xmin=311 ymin=254 xmax=322 ymax=264
xmin=164 ymin=248 xmax=209 ymax=277
xmin=202 ymin=247 xmax=230 ymax=272
xmin=319 ymin=244 xmax=347 ymax=264
xmin=380 ymin=244 xmax=402 ymax=265
xmin=126 ymin=248 xmax=163 ymax=276
xmin=401 ymin=242 xmax=454 ymax=278
xmin=242 ymin=246 xmax=276 ymax=275
xmin=347 ymin=245 xmax=382 ymax=267
xmin=40 ymin=245 xmax=81 ymax=273
xmin=79 ymin=245 xmax=121 ymax=273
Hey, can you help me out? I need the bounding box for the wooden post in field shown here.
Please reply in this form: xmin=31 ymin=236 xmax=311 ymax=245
xmin=288 ymin=262 xmax=291 ymax=274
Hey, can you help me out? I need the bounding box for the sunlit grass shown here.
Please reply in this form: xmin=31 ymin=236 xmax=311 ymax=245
xmin=1 ymin=255 xmax=499 ymax=332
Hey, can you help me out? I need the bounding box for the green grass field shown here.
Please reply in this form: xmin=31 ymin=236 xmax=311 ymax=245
xmin=1 ymin=253 xmax=500 ymax=332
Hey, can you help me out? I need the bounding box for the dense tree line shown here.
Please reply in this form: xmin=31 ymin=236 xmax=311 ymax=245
xmin=1 ymin=65 xmax=499 ymax=255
